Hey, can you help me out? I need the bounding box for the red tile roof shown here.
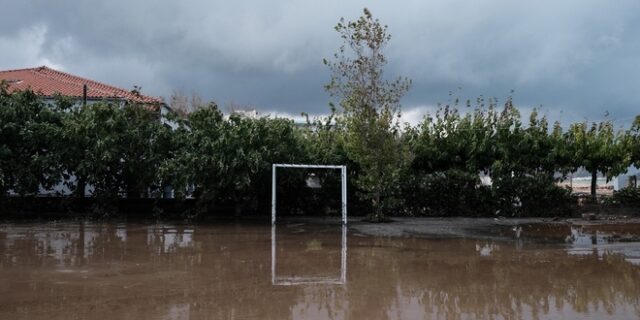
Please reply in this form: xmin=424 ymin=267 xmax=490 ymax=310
xmin=0 ymin=66 xmax=162 ymax=104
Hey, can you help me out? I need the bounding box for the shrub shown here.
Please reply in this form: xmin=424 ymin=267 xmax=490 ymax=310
xmin=611 ymin=187 xmax=640 ymax=206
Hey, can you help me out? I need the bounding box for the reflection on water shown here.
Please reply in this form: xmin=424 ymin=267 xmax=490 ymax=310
xmin=0 ymin=221 xmax=640 ymax=319
xmin=147 ymin=225 xmax=194 ymax=253
xmin=567 ymin=226 xmax=640 ymax=266
xmin=271 ymin=225 xmax=347 ymax=285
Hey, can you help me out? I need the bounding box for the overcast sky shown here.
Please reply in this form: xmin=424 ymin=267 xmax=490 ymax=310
xmin=2 ymin=0 xmax=639 ymax=126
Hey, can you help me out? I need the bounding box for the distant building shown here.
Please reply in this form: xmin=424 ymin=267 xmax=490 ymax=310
xmin=230 ymin=109 xmax=260 ymax=119
xmin=0 ymin=66 xmax=170 ymax=115
xmin=613 ymin=166 xmax=640 ymax=191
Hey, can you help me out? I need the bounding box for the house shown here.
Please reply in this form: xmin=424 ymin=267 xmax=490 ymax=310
xmin=0 ymin=66 xmax=173 ymax=197
xmin=0 ymin=66 xmax=171 ymax=116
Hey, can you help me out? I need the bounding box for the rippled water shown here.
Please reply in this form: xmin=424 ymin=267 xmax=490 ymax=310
xmin=1 ymin=221 xmax=639 ymax=319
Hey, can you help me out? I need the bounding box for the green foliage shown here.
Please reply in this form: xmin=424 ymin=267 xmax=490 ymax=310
xmin=491 ymin=173 xmax=573 ymax=217
xmin=409 ymin=95 xmax=575 ymax=217
xmin=162 ymin=104 xmax=306 ymax=215
xmin=301 ymin=109 xmax=349 ymax=166
xmin=413 ymin=96 xmax=499 ymax=174
xmin=325 ymin=8 xmax=412 ymax=221
xmin=625 ymin=115 xmax=640 ymax=170
xmin=400 ymin=169 xmax=493 ymax=217
xmin=610 ymin=187 xmax=640 ymax=206
xmin=58 ymin=101 xmax=170 ymax=209
xmin=160 ymin=104 xmax=225 ymax=203
xmin=0 ymin=84 xmax=64 ymax=196
xmin=217 ymin=114 xmax=306 ymax=212
xmin=567 ymin=119 xmax=628 ymax=197
xmin=0 ymin=83 xmax=635 ymax=218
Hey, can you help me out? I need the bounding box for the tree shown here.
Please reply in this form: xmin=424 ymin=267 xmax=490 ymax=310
xmin=325 ymin=8 xmax=412 ymax=221
xmin=301 ymin=108 xmax=349 ymax=166
xmin=161 ymin=103 xmax=226 ymax=206
xmin=161 ymin=104 xmax=305 ymax=215
xmin=58 ymin=101 xmax=170 ymax=210
xmin=626 ymin=115 xmax=640 ymax=170
xmin=568 ymin=120 xmax=628 ymax=198
xmin=168 ymin=89 xmax=206 ymax=117
xmin=412 ymin=96 xmax=500 ymax=175
xmin=119 ymin=104 xmax=172 ymax=198
xmin=549 ymin=120 xmax=576 ymax=177
xmin=0 ymin=85 xmax=64 ymax=197
xmin=216 ymin=114 xmax=305 ymax=213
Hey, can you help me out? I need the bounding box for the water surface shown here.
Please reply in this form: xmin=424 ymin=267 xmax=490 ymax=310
xmin=1 ymin=221 xmax=639 ymax=319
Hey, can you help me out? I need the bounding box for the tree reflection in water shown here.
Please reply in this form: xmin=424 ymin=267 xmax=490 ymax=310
xmin=0 ymin=222 xmax=639 ymax=319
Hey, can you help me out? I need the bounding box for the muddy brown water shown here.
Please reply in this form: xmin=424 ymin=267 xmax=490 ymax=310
xmin=1 ymin=221 xmax=640 ymax=319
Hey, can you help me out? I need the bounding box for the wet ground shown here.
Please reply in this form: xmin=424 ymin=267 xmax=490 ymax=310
xmin=1 ymin=219 xmax=640 ymax=319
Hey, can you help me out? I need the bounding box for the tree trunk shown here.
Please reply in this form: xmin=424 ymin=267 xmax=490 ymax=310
xmin=75 ymin=177 xmax=86 ymax=198
xmin=126 ymin=184 xmax=142 ymax=199
xmin=370 ymin=191 xmax=383 ymax=222
xmin=590 ymin=170 xmax=597 ymax=199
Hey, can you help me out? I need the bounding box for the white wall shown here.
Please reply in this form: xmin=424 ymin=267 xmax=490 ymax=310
xmin=613 ymin=166 xmax=640 ymax=191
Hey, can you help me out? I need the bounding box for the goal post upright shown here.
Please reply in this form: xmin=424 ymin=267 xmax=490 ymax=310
xmin=341 ymin=165 xmax=347 ymax=224
xmin=272 ymin=163 xmax=347 ymax=224
xmin=272 ymin=164 xmax=277 ymax=224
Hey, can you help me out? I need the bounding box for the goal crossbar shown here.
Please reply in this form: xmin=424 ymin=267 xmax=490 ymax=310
xmin=271 ymin=163 xmax=347 ymax=224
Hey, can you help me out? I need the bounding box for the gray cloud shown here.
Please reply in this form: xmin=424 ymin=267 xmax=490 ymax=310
xmin=1 ymin=0 xmax=639 ymax=125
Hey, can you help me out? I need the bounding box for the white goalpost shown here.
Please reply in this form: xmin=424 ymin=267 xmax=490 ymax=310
xmin=271 ymin=163 xmax=347 ymax=224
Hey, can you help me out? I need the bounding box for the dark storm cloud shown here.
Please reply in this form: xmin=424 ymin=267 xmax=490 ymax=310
xmin=2 ymin=0 xmax=640 ymax=125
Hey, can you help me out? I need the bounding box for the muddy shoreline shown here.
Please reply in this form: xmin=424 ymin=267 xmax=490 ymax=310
xmin=342 ymin=216 xmax=640 ymax=244
xmin=4 ymin=213 xmax=640 ymax=241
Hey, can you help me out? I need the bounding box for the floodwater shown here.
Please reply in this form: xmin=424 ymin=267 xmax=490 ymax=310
xmin=1 ymin=221 xmax=640 ymax=319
